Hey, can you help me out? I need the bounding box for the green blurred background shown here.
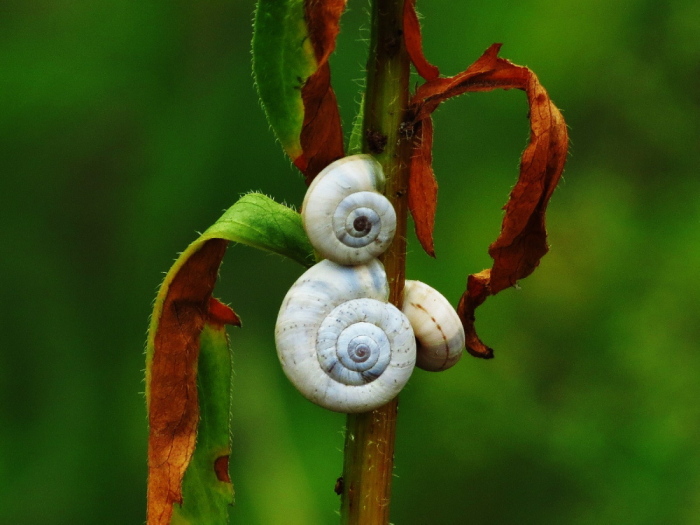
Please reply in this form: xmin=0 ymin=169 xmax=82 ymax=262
xmin=2 ymin=0 xmax=699 ymax=523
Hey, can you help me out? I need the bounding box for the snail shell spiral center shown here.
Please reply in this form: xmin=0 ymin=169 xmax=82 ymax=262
xmin=347 ymin=337 xmax=372 ymax=362
xmin=301 ymin=155 xmax=396 ymax=265
xmin=352 ymin=216 xmax=371 ymax=236
xmin=317 ymin=300 xmax=393 ymax=386
xmin=333 ymin=194 xmax=388 ymax=249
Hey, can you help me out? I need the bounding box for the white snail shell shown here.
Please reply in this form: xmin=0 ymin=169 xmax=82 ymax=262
xmin=402 ymin=280 xmax=465 ymax=372
xmin=302 ymin=155 xmax=397 ymax=265
xmin=275 ymin=259 xmax=416 ymax=413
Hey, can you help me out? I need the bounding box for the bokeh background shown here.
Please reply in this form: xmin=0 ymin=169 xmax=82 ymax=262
xmin=2 ymin=0 xmax=699 ymax=523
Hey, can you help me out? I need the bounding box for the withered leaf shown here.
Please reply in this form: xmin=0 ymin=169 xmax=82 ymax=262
xmin=409 ymin=44 xmax=508 ymax=121
xmin=304 ymin=0 xmax=347 ymax=66
xmin=407 ymin=43 xmax=568 ymax=357
xmin=407 ymin=116 xmax=437 ymax=257
xmin=147 ymin=239 xmax=235 ymax=525
xmin=403 ymin=0 xmax=440 ymax=81
xmin=146 ymin=194 xmax=314 ymax=524
xmin=207 ymin=296 xmax=241 ymax=327
xmin=404 ymin=46 xmax=508 ymax=259
xmin=456 ymin=270 xmax=493 ymax=359
xmin=296 ymin=0 xmax=348 ymax=183
xmin=296 ymin=62 xmax=345 ymax=183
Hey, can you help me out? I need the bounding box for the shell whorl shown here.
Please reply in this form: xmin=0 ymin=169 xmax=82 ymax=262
xmin=402 ymin=280 xmax=465 ymax=372
xmin=275 ymin=259 xmax=416 ymax=413
xmin=302 ymin=155 xmax=396 ymax=265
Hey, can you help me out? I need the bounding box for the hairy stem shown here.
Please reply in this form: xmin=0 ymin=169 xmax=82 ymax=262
xmin=339 ymin=0 xmax=411 ymax=523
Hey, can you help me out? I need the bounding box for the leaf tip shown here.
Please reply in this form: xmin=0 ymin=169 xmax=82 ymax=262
xmin=207 ymin=297 xmax=241 ymax=327
xmin=422 ymin=238 xmax=436 ymax=258
xmin=466 ymin=344 xmax=494 ymax=359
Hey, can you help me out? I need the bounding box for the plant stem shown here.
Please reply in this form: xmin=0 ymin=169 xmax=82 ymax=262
xmin=339 ymin=0 xmax=411 ymax=523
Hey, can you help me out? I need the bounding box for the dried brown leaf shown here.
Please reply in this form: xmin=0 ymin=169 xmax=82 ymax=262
xmin=305 ymin=0 xmax=347 ymax=65
xmin=456 ymin=270 xmax=493 ymax=359
xmin=409 ymin=44 xmax=507 ymax=121
xmin=407 ymin=116 xmax=437 ymax=256
xmin=147 ymin=239 xmax=239 ymax=525
xmin=408 ymin=44 xmax=568 ymax=356
xmin=403 ymin=0 xmax=440 ymax=81
xmin=296 ymin=62 xmax=345 ymax=183
xmin=295 ymin=0 xmax=348 ymax=183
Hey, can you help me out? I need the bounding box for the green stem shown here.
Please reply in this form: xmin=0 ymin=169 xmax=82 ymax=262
xmin=339 ymin=0 xmax=411 ymax=523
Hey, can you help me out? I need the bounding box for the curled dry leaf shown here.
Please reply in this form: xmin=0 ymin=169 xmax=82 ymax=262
xmin=405 ymin=43 xmax=568 ymax=357
xmin=456 ymin=270 xmax=493 ymax=359
xmin=297 ymin=61 xmax=345 ymax=182
xmin=295 ymin=0 xmax=349 ymax=182
xmin=403 ymin=0 xmax=440 ymax=81
xmin=304 ymin=0 xmax=347 ymax=66
xmin=407 ymin=116 xmax=437 ymax=257
xmin=146 ymin=194 xmax=314 ymax=524
xmin=401 ymin=0 xmax=439 ymax=257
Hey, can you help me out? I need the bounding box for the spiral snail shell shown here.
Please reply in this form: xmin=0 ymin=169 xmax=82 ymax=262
xmin=276 ymin=154 xmax=465 ymax=412
xmin=302 ymin=155 xmax=396 ymax=266
xmin=275 ymin=259 xmax=416 ymax=413
xmin=402 ymin=280 xmax=465 ymax=372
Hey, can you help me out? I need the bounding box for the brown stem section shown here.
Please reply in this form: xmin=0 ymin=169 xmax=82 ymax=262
xmin=339 ymin=0 xmax=411 ymax=523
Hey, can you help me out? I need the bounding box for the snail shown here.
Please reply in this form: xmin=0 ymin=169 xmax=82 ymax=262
xmin=276 ymin=154 xmax=465 ymax=412
xmin=301 ymin=154 xmax=396 ymax=266
xmin=275 ymin=259 xmax=416 ymax=413
xmin=401 ymin=280 xmax=465 ymax=372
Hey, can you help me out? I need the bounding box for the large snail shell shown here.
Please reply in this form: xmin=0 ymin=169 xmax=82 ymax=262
xmin=302 ymin=155 xmax=397 ymax=265
xmin=275 ymin=259 xmax=416 ymax=413
xmin=402 ymin=280 xmax=465 ymax=372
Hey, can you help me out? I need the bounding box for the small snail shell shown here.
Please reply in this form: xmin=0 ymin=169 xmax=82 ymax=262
xmin=275 ymin=259 xmax=416 ymax=413
xmin=402 ymin=280 xmax=465 ymax=372
xmin=302 ymin=155 xmax=396 ymax=265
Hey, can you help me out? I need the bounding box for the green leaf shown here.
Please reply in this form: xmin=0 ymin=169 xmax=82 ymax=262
xmin=202 ymin=192 xmax=314 ymax=267
xmin=146 ymin=193 xmax=313 ymax=525
xmin=252 ymin=0 xmax=317 ymax=161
